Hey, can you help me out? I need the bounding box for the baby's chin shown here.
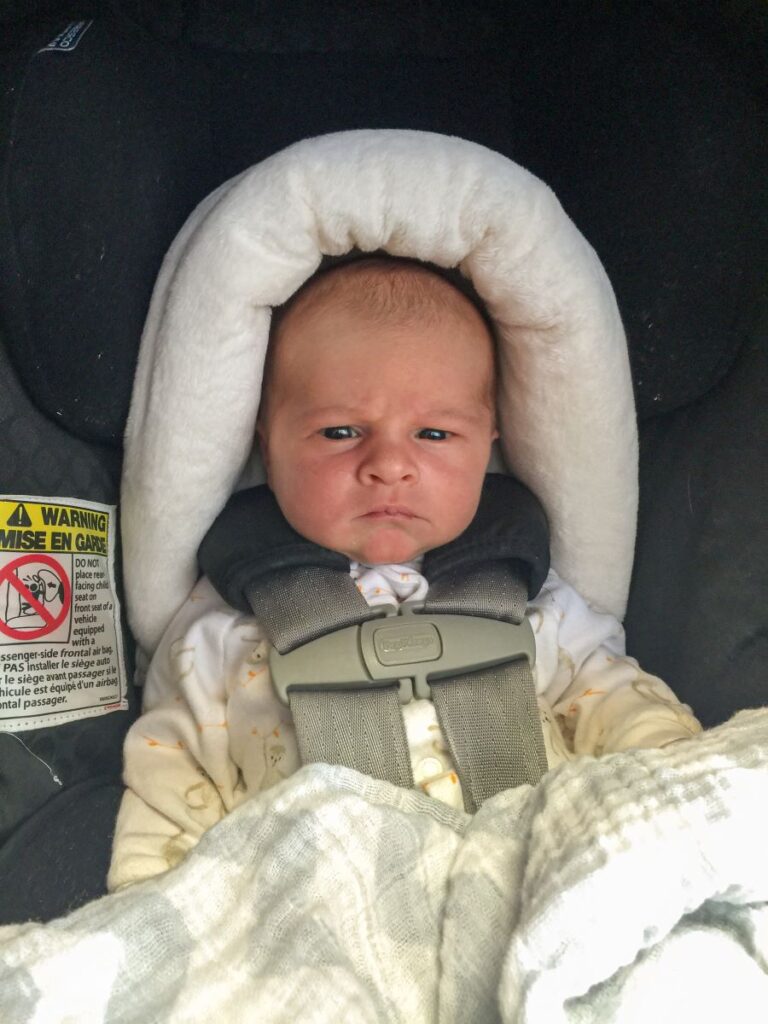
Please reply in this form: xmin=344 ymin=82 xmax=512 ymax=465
xmin=345 ymin=527 xmax=427 ymax=567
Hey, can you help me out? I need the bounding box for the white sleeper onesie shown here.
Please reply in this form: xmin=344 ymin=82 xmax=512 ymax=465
xmin=108 ymin=563 xmax=700 ymax=890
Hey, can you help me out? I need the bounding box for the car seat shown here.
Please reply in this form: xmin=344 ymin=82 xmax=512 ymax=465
xmin=0 ymin=0 xmax=765 ymax=924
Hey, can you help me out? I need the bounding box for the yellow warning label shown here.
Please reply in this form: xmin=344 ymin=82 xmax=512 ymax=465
xmin=0 ymin=500 xmax=109 ymax=556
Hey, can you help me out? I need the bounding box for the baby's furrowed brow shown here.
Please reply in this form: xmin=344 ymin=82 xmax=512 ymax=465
xmin=297 ymin=405 xmax=488 ymax=426
xmin=298 ymin=406 xmax=362 ymax=423
xmin=422 ymin=408 xmax=488 ymax=425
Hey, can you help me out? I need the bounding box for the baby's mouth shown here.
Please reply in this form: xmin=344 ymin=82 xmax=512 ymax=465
xmin=362 ymin=506 xmax=416 ymax=519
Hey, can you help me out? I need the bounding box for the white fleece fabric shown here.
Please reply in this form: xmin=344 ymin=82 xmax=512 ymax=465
xmin=108 ymin=566 xmax=699 ymax=891
xmin=121 ymin=129 xmax=637 ymax=656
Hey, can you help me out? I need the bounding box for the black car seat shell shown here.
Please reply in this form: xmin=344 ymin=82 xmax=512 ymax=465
xmin=0 ymin=0 xmax=765 ymax=922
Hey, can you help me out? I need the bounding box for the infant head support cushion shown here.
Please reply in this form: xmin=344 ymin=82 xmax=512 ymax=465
xmin=122 ymin=129 xmax=636 ymax=655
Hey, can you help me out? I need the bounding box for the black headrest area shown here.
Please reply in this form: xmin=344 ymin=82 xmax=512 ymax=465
xmin=0 ymin=1 xmax=765 ymax=919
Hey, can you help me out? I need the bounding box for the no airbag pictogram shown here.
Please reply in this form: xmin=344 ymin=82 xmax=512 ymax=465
xmin=0 ymin=554 xmax=72 ymax=641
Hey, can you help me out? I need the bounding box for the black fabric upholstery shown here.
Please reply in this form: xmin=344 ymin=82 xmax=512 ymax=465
xmin=0 ymin=15 xmax=218 ymax=444
xmin=625 ymin=329 xmax=768 ymax=728
xmin=0 ymin=778 xmax=123 ymax=924
xmin=106 ymin=0 xmax=510 ymax=54
xmin=0 ymin=333 xmax=139 ymax=917
xmin=505 ymin=1 xmax=768 ymax=420
xmin=0 ymin=340 xmax=139 ymax=851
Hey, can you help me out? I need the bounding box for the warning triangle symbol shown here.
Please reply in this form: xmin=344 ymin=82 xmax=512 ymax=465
xmin=7 ymin=503 xmax=32 ymax=527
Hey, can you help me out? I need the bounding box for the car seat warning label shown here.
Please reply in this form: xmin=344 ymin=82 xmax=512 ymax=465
xmin=0 ymin=496 xmax=128 ymax=731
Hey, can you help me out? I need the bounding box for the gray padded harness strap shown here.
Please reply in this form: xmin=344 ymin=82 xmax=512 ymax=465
xmin=431 ymin=661 xmax=546 ymax=812
xmin=291 ymin=688 xmax=414 ymax=789
xmin=246 ymin=565 xmax=381 ymax=654
xmin=246 ymin=566 xmax=411 ymax=786
xmin=424 ymin=564 xmax=547 ymax=812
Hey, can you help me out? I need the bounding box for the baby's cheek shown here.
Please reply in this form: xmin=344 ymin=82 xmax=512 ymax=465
xmin=437 ymin=486 xmax=483 ymax=541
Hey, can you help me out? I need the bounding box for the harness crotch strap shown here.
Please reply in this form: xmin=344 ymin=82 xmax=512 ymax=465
xmin=199 ymin=475 xmax=551 ymax=812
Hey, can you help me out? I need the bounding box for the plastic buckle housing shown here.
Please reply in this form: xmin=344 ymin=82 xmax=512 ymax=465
xmin=269 ymin=600 xmax=536 ymax=706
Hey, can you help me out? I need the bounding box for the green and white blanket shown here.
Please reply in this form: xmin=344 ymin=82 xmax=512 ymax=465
xmin=2 ymin=709 xmax=768 ymax=1023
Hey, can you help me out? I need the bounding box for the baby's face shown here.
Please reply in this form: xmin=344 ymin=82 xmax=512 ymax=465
xmin=258 ymin=301 xmax=497 ymax=565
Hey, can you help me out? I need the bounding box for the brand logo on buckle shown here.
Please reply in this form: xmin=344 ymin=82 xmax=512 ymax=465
xmin=372 ymin=623 xmax=442 ymax=666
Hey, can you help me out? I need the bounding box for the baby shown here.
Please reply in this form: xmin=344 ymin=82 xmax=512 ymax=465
xmin=108 ymin=257 xmax=701 ymax=890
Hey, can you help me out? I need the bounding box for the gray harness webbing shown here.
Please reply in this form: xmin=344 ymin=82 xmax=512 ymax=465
xmin=245 ymin=565 xmax=414 ymax=789
xmin=246 ymin=561 xmax=547 ymax=813
xmin=423 ymin=564 xmax=547 ymax=810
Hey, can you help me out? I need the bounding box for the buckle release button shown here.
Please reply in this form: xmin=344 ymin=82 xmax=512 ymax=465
xmin=372 ymin=623 xmax=442 ymax=666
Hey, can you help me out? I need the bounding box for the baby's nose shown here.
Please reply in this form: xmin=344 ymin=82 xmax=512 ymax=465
xmin=359 ymin=437 xmax=418 ymax=485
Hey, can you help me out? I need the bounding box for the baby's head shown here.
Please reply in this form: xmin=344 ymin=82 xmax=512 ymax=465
xmin=257 ymin=256 xmax=498 ymax=565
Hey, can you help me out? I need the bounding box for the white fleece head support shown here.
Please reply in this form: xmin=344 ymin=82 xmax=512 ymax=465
xmin=122 ymin=129 xmax=637 ymax=655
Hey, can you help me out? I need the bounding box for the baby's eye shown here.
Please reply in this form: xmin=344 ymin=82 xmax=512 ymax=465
xmin=418 ymin=428 xmax=451 ymax=441
xmin=321 ymin=426 xmax=359 ymax=440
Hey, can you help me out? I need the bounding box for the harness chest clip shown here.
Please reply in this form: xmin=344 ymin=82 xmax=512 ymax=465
xmin=269 ymin=601 xmax=536 ymax=706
